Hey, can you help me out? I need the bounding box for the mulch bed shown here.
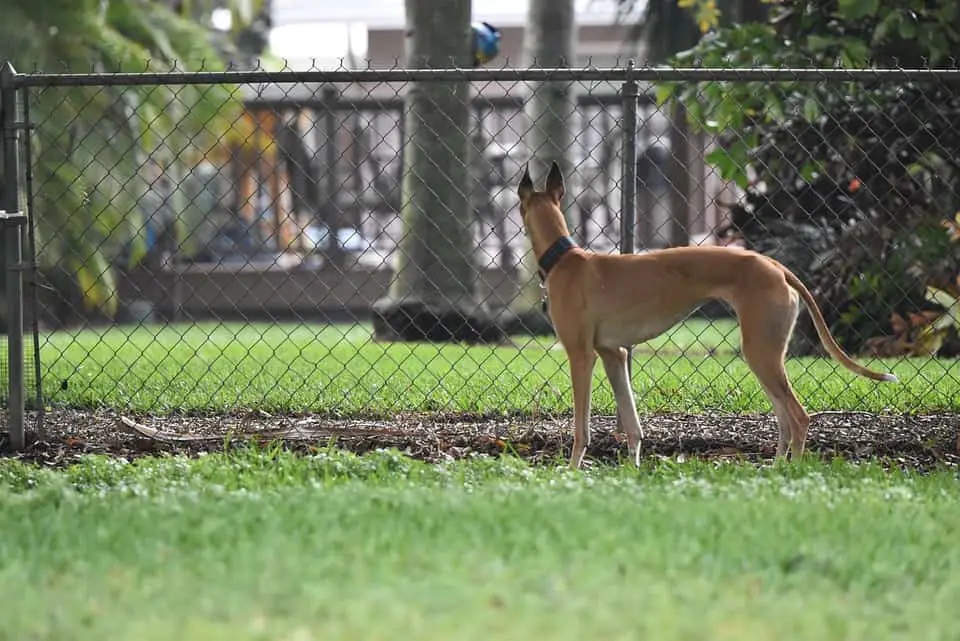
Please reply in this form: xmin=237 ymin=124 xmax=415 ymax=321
xmin=2 ymin=409 xmax=959 ymax=472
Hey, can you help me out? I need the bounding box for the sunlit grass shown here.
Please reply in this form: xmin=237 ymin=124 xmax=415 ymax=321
xmin=0 ymin=450 xmax=957 ymax=641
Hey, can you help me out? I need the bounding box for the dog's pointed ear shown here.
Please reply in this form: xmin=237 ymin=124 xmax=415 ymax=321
xmin=545 ymin=161 xmax=565 ymax=202
xmin=518 ymin=164 xmax=534 ymax=201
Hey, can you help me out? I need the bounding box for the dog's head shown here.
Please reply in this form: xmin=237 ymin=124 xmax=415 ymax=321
xmin=517 ymin=161 xmax=566 ymax=240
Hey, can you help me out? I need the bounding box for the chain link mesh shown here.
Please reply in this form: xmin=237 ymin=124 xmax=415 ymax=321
xmin=5 ymin=65 xmax=959 ymax=420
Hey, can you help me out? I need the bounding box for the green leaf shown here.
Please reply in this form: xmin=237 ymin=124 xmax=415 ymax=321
xmin=898 ymin=16 xmax=917 ymax=39
xmin=108 ymin=0 xmax=179 ymax=63
xmin=841 ymin=39 xmax=870 ymax=67
xmin=685 ymin=99 xmax=707 ymax=132
xmin=655 ymin=83 xmax=677 ymax=108
xmin=837 ymin=0 xmax=880 ymax=20
xmin=763 ymin=94 xmax=786 ymax=123
xmin=905 ymin=163 xmax=927 ymax=178
xmin=799 ymin=161 xmax=822 ymax=182
xmin=803 ymin=97 xmax=820 ymax=123
xmin=871 ymin=12 xmax=899 ymax=45
xmin=705 ymin=138 xmax=753 ymax=188
xmin=806 ymin=35 xmax=839 ymax=52
xmin=705 ymin=147 xmax=737 ymax=180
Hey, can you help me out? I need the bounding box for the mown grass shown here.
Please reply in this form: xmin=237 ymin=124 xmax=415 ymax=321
xmin=34 ymin=320 xmax=960 ymax=415
xmin=0 ymin=449 xmax=957 ymax=640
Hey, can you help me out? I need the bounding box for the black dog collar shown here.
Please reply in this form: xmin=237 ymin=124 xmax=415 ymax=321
xmin=537 ymin=235 xmax=578 ymax=280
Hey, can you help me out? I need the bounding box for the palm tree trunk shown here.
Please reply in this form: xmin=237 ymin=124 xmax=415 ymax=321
xmin=373 ymin=0 xmax=505 ymax=343
xmin=508 ymin=0 xmax=577 ymax=336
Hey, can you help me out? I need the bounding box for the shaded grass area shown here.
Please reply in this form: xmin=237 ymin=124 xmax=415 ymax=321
xmin=37 ymin=320 xmax=960 ymax=415
xmin=0 ymin=450 xmax=958 ymax=641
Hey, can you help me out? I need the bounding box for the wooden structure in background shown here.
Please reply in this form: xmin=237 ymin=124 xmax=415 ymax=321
xmin=111 ymin=88 xmax=736 ymax=326
xmin=203 ymin=104 xmax=307 ymax=254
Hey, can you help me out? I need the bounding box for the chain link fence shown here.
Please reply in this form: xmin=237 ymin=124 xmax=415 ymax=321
xmin=3 ymin=64 xmax=960 ymax=449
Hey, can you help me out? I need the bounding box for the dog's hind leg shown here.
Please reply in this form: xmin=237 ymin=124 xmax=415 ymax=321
xmin=566 ymin=348 xmax=597 ymax=469
xmin=736 ymin=288 xmax=811 ymax=461
xmin=598 ymin=346 xmax=644 ymax=466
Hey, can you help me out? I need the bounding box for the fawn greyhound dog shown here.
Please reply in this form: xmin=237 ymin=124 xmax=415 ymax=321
xmin=517 ymin=161 xmax=898 ymax=469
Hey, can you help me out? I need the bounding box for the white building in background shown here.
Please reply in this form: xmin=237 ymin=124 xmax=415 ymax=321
xmin=267 ymin=0 xmax=640 ymax=69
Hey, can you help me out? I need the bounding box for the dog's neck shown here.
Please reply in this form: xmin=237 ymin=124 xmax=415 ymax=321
xmin=528 ymin=204 xmax=578 ymax=280
xmin=538 ymin=236 xmax=578 ymax=280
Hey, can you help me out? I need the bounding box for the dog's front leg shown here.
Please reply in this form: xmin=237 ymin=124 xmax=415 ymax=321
xmin=567 ymin=349 xmax=597 ymax=469
xmin=598 ymin=347 xmax=644 ymax=467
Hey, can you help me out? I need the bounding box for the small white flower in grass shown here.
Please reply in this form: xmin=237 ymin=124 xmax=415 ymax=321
xmin=668 ymin=475 xmax=715 ymax=498
xmin=882 ymin=486 xmax=915 ymax=501
xmin=778 ymin=483 xmax=803 ymax=500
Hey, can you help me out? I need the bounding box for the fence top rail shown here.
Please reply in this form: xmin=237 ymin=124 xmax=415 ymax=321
xmin=246 ymin=90 xmax=651 ymax=111
xmin=5 ymin=64 xmax=960 ymax=88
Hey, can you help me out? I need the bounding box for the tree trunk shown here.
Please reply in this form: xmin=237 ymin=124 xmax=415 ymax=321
xmin=668 ymin=101 xmax=690 ymax=248
xmin=507 ymin=0 xmax=577 ymax=336
xmin=373 ymin=0 xmax=505 ymax=344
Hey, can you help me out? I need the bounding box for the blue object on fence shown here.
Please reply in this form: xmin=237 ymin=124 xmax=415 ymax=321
xmin=472 ymin=22 xmax=501 ymax=67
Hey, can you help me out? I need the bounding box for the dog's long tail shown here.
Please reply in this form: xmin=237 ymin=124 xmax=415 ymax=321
xmin=780 ymin=265 xmax=898 ymax=383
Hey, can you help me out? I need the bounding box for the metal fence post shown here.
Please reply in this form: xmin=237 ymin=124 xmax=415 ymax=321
xmin=1 ymin=61 xmax=25 ymax=451
xmin=20 ymin=84 xmax=43 ymax=434
xmin=619 ymin=61 xmax=640 ymax=391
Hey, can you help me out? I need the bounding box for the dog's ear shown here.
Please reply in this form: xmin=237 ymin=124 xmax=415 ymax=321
xmin=545 ymin=161 xmax=565 ymax=202
xmin=518 ymin=164 xmax=534 ymax=201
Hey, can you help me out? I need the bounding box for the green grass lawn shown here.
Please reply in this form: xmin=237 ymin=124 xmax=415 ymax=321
xmin=32 ymin=319 xmax=960 ymax=415
xmin=0 ymin=450 xmax=958 ymax=640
